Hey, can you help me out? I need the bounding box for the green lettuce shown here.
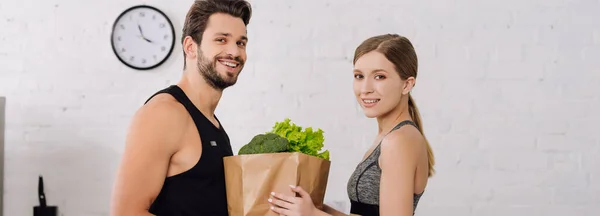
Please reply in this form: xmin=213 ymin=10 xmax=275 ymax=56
xmin=270 ymin=118 xmax=330 ymax=160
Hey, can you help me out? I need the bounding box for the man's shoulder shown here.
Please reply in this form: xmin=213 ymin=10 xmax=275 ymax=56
xmin=125 ymin=92 xmax=192 ymax=152
xmin=133 ymin=93 xmax=191 ymax=129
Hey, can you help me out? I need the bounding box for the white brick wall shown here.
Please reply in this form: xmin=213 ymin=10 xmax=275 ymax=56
xmin=1 ymin=0 xmax=599 ymax=215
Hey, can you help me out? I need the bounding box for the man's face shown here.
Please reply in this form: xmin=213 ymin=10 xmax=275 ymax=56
xmin=197 ymin=13 xmax=248 ymax=90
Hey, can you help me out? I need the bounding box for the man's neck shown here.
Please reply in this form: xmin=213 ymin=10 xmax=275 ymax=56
xmin=177 ymin=69 xmax=223 ymax=119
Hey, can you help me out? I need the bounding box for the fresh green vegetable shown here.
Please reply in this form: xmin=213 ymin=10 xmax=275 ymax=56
xmin=271 ymin=118 xmax=329 ymax=160
xmin=237 ymin=118 xmax=330 ymax=160
xmin=238 ymin=133 xmax=289 ymax=155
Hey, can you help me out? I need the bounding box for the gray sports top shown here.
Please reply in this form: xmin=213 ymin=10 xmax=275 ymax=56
xmin=346 ymin=120 xmax=424 ymax=215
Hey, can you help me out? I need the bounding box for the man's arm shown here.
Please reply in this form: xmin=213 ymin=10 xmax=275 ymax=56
xmin=110 ymin=99 xmax=187 ymax=216
xmin=378 ymin=127 xmax=423 ymax=216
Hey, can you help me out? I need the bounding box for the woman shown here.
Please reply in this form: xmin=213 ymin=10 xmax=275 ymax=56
xmin=269 ymin=34 xmax=435 ymax=216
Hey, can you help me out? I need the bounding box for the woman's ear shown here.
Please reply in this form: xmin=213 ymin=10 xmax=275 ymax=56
xmin=402 ymin=77 xmax=416 ymax=95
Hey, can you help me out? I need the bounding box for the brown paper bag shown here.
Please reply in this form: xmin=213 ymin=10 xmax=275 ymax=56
xmin=223 ymin=152 xmax=331 ymax=216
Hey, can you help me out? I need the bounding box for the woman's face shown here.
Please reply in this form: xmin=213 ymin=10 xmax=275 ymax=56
xmin=353 ymin=51 xmax=411 ymax=118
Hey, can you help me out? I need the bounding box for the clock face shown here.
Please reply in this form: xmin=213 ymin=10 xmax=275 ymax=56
xmin=111 ymin=5 xmax=176 ymax=70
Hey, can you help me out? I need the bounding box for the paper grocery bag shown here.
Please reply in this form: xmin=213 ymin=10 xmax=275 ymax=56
xmin=223 ymin=152 xmax=331 ymax=216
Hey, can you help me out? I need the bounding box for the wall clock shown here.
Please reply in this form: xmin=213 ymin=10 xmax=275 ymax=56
xmin=111 ymin=5 xmax=176 ymax=70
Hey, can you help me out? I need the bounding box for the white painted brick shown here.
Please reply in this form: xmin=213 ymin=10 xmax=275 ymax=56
xmin=492 ymin=151 xmax=549 ymax=172
xmin=478 ymin=130 xmax=538 ymax=151
xmin=456 ymin=150 xmax=493 ymax=171
xmin=542 ymin=205 xmax=600 ymax=216
xmin=536 ymin=134 xmax=596 ymax=153
xmin=539 ymin=169 xmax=591 ymax=189
xmin=553 ymin=186 xmax=600 ymax=206
xmin=439 ymin=133 xmax=479 ymax=153
xmin=415 ymin=205 xmax=473 ymax=216
xmin=471 ymin=170 xmax=535 ymax=189
xmin=472 ymin=205 xmax=544 ymax=216
xmin=421 ymin=179 xmax=494 ymax=206
xmin=493 ymin=186 xmax=554 ymax=206
xmin=1 ymin=0 xmax=599 ymax=215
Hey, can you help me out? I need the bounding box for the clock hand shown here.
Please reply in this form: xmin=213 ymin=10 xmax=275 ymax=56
xmin=136 ymin=24 xmax=153 ymax=43
xmin=135 ymin=35 xmax=152 ymax=43
xmin=138 ymin=24 xmax=144 ymax=37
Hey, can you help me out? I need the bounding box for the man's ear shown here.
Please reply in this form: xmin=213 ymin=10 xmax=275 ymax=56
xmin=403 ymin=77 xmax=416 ymax=95
xmin=183 ymin=36 xmax=198 ymax=58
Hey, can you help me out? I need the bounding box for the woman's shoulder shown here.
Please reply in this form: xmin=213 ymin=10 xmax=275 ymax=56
xmin=383 ymin=122 xmax=424 ymax=148
xmin=378 ymin=123 xmax=425 ymax=169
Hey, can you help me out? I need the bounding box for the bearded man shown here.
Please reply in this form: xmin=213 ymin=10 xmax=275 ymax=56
xmin=110 ymin=0 xmax=252 ymax=215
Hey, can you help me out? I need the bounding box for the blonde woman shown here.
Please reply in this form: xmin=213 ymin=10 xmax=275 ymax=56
xmin=269 ymin=34 xmax=435 ymax=216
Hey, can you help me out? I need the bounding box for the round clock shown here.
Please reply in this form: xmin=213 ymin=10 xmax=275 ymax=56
xmin=111 ymin=5 xmax=176 ymax=70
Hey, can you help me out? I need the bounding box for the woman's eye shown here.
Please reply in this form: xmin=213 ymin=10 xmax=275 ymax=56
xmin=375 ymin=75 xmax=385 ymax=79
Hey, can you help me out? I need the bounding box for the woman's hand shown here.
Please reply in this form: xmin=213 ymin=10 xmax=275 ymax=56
xmin=269 ymin=185 xmax=319 ymax=216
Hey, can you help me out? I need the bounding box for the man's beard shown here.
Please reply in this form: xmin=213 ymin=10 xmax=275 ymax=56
xmin=196 ymin=50 xmax=244 ymax=91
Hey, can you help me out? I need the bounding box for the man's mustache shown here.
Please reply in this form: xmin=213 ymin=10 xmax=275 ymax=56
xmin=215 ymin=55 xmax=244 ymax=65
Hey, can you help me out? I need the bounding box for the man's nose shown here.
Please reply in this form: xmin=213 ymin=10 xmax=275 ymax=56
xmin=225 ymin=43 xmax=241 ymax=57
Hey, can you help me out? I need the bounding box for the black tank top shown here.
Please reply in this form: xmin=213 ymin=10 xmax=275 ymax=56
xmin=145 ymin=85 xmax=234 ymax=216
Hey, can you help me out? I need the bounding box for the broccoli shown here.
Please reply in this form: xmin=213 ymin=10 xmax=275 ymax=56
xmin=238 ymin=133 xmax=290 ymax=155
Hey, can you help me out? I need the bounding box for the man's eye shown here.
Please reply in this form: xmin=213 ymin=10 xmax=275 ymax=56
xmin=354 ymin=74 xmax=363 ymax=79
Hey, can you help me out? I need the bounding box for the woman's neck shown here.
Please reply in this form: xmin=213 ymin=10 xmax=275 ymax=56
xmin=376 ymin=103 xmax=412 ymax=135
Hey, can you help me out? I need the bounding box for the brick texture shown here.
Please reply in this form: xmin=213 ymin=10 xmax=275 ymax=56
xmin=1 ymin=0 xmax=599 ymax=215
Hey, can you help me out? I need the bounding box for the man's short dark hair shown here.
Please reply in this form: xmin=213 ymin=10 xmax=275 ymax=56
xmin=181 ymin=0 xmax=252 ymax=67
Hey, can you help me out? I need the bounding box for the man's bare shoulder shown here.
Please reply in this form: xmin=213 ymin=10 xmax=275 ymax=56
xmin=127 ymin=93 xmax=191 ymax=148
xmin=135 ymin=93 xmax=189 ymax=124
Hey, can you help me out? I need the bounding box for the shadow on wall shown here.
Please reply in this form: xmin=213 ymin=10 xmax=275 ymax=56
xmin=4 ymin=134 xmax=121 ymax=216
xmin=325 ymin=200 xmax=349 ymax=214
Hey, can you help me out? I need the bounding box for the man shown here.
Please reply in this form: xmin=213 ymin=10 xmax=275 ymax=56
xmin=110 ymin=0 xmax=252 ymax=215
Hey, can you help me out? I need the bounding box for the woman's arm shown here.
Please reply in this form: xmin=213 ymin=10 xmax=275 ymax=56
xmin=378 ymin=128 xmax=423 ymax=216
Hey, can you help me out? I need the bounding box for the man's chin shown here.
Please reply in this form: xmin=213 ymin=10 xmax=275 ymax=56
xmin=224 ymin=71 xmax=241 ymax=81
xmin=224 ymin=78 xmax=238 ymax=87
xmin=214 ymin=68 xmax=241 ymax=88
xmin=216 ymin=75 xmax=238 ymax=89
xmin=225 ymin=71 xmax=238 ymax=77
